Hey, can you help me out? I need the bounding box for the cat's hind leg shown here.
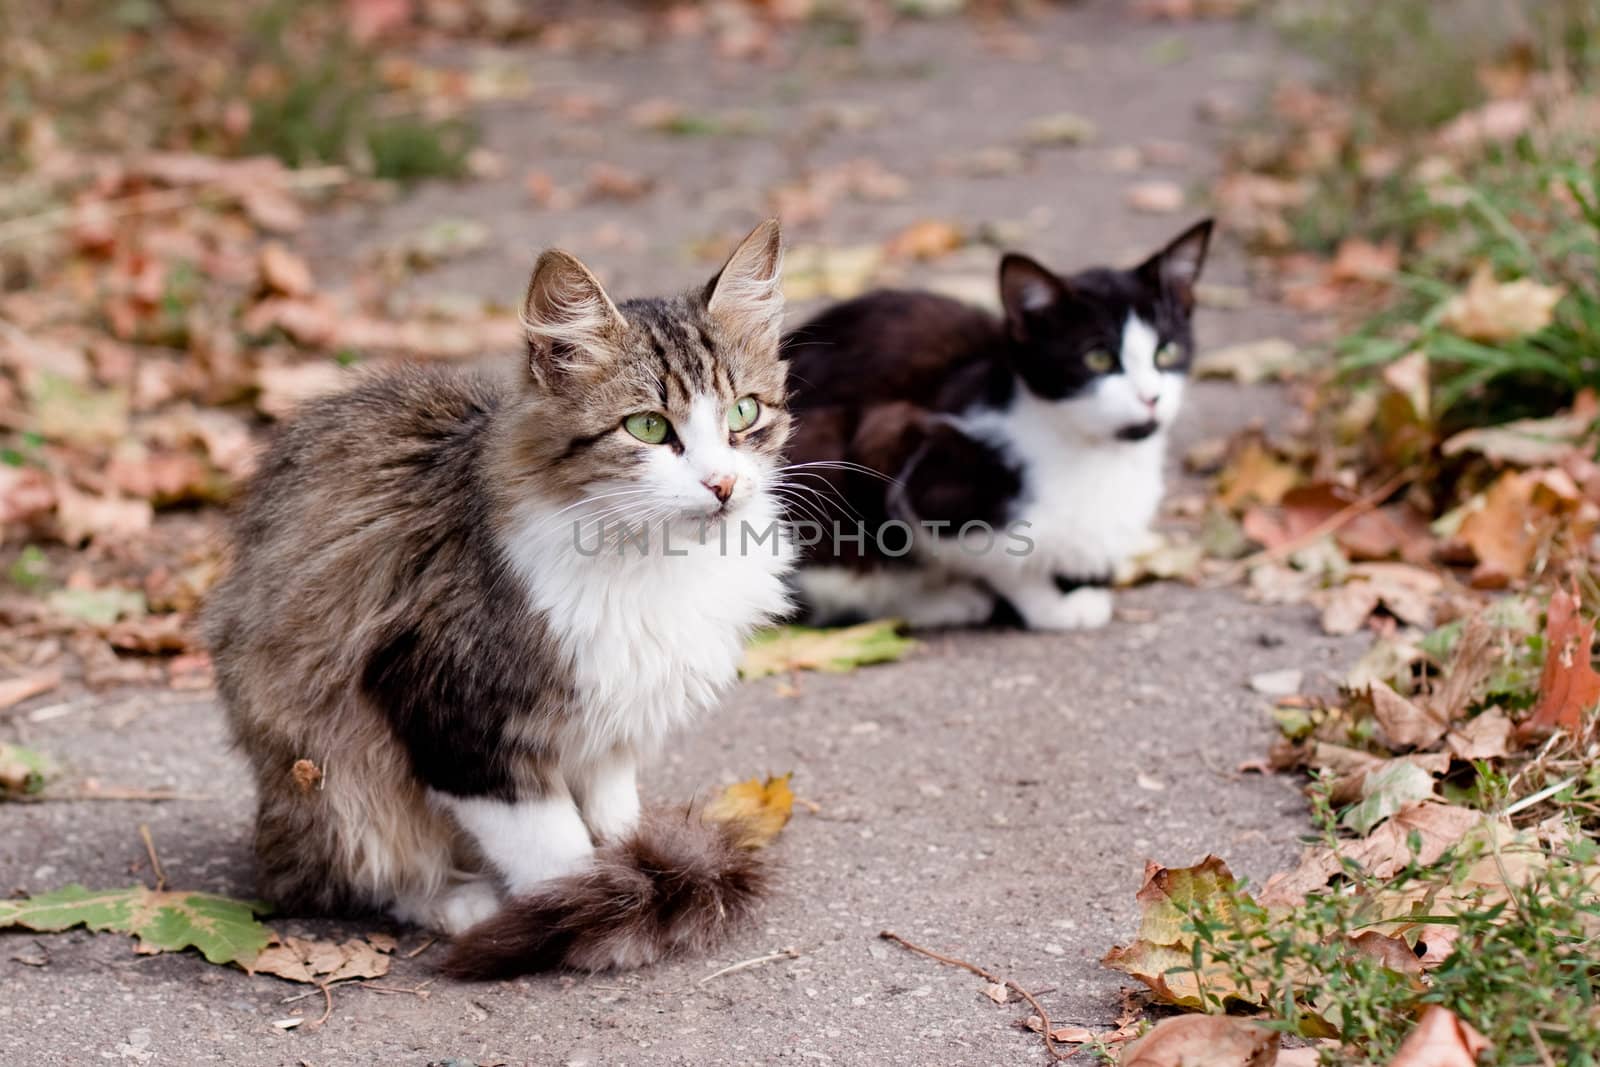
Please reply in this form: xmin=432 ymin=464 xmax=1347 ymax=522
xmin=569 ymin=747 xmax=641 ymax=843
xmin=793 ymin=565 xmax=994 ymax=629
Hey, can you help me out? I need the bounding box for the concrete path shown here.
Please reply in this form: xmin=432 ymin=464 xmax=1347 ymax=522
xmin=2 ymin=5 xmax=1352 ymax=1064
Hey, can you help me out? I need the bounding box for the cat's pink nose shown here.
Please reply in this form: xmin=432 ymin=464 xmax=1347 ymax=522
xmin=703 ymin=474 xmax=735 ymax=504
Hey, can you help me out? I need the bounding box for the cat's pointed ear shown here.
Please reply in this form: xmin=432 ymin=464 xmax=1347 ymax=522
xmin=522 ymin=249 xmax=629 ymax=381
xmin=1138 ymin=218 xmax=1213 ymax=305
xmin=705 ymin=219 xmax=785 ymax=350
xmin=999 ymin=253 xmax=1068 ymax=341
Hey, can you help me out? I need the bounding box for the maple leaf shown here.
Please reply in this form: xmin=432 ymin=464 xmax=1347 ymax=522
xmin=1516 ymin=587 xmax=1600 ymax=743
xmin=0 ymin=885 xmax=270 ymax=965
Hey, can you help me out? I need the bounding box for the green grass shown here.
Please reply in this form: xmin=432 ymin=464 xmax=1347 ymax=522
xmin=1182 ymin=787 xmax=1600 ymax=1064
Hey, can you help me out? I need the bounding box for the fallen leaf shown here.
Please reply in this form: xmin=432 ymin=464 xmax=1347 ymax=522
xmin=1329 ymin=238 xmax=1399 ymax=283
xmin=1341 ymin=759 xmax=1437 ymax=835
xmin=1192 ymin=338 xmax=1300 ymax=384
xmin=1453 ymin=470 xmax=1548 ymax=585
xmin=1440 ymin=264 xmax=1564 ymax=344
xmin=1259 ymin=804 xmax=1483 ymax=907
xmin=703 ymin=773 xmax=794 ymax=849
xmin=1442 ymin=396 xmax=1598 ymax=467
xmin=1218 ymin=439 xmax=1299 ymax=510
xmin=0 ymin=670 xmax=61 ymax=711
xmin=1386 ymin=1005 xmax=1491 ymax=1067
xmin=0 ymin=743 xmax=54 ymax=798
xmin=780 ymin=244 xmax=885 ymax=302
xmin=883 ymin=220 xmax=964 ymax=261
xmin=0 ymin=885 xmax=270 ymax=965
xmin=54 ymin=485 xmax=153 ymax=545
xmin=1125 ymin=180 xmax=1185 ymax=214
xmin=255 ymin=360 xmax=348 ymax=419
xmin=1446 ymin=708 xmax=1513 ymax=760
xmin=1435 ymin=97 xmax=1532 ymax=153
xmin=23 ymin=374 xmax=130 ymax=446
xmin=248 ymin=934 xmax=393 ymax=985
xmin=1370 ymin=681 xmax=1449 ymax=750
xmin=1346 ymin=930 xmax=1424 ymax=980
xmin=585 ymin=162 xmax=653 ymax=201
xmin=1118 ymin=1015 xmax=1279 ymax=1067
xmin=740 ymin=620 xmax=915 ymax=679
xmin=1022 ymin=112 xmax=1097 ymax=146
xmin=1103 ymin=856 xmax=1265 ymax=1009
xmin=258 ymin=242 xmax=314 ymax=296
xmin=1517 ymin=586 xmax=1600 ymax=742
xmin=46 ymin=586 xmax=147 ymax=627
xmin=980 ymin=980 xmax=1010 ymax=1004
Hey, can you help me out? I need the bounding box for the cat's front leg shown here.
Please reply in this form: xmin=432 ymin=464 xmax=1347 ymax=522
xmin=988 ymin=572 xmax=1114 ymax=631
xmin=436 ymin=786 xmax=594 ymax=896
xmin=569 ymin=747 xmax=641 ymax=842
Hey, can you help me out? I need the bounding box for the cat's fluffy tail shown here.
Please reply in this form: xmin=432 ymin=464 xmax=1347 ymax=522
xmin=440 ymin=809 xmax=772 ymax=978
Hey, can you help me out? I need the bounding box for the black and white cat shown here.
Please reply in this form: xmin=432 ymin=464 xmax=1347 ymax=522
xmin=780 ymin=218 xmax=1212 ymax=630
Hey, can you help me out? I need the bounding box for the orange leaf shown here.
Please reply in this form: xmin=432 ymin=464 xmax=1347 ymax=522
xmin=1517 ymin=587 xmax=1600 ymax=742
xmin=1386 ymin=1005 xmax=1490 ymax=1067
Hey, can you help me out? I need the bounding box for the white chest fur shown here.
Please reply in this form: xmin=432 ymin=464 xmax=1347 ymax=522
xmin=958 ymin=390 xmax=1167 ymax=578
xmin=502 ymin=499 xmax=792 ymax=763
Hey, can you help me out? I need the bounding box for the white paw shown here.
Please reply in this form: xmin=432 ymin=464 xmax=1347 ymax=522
xmin=437 ymin=881 xmax=503 ymax=934
xmin=391 ymin=880 xmax=503 ymax=935
xmin=1025 ymin=586 xmax=1113 ymax=631
xmin=902 ymin=582 xmax=995 ymax=630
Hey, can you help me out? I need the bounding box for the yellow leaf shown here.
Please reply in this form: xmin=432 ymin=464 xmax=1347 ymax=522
xmin=1440 ymin=264 xmax=1563 ymax=343
xmin=703 ymin=773 xmax=795 ymax=849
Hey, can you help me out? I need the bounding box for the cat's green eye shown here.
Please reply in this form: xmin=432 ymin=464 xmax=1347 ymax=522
xmin=1155 ymin=342 xmax=1182 ymax=369
xmin=728 ymin=396 xmax=760 ymax=432
xmin=1084 ymin=350 xmax=1115 ymax=374
xmin=623 ymin=411 xmax=671 ymax=444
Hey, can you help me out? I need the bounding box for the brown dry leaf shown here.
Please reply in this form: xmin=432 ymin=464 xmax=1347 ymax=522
xmin=254 ymin=361 xmax=348 ymax=419
xmin=0 ymin=670 xmax=61 ymax=711
xmin=0 ymin=466 xmax=57 ymax=526
xmin=1125 ymin=181 xmax=1185 ymax=214
xmin=1429 ymin=615 xmax=1500 ymax=721
xmin=106 ymin=613 xmax=192 ymax=654
xmin=1259 ymin=804 xmax=1483 ymax=908
xmin=1218 ymin=439 xmax=1299 ymax=511
xmin=1346 ymin=930 xmax=1424 ymax=980
xmin=1446 ymin=708 xmax=1513 ymax=761
xmin=1442 ymin=392 xmax=1598 ymax=467
xmin=259 ymin=242 xmax=314 ymax=297
xmin=1516 ymin=586 xmax=1600 ymax=742
xmin=585 ymin=162 xmax=653 ymax=201
xmin=702 ymin=773 xmax=794 ymax=849
xmin=1386 ymin=1005 xmax=1491 ymax=1067
xmin=1118 ymin=1015 xmax=1279 ymax=1067
xmin=1371 ymin=681 xmax=1449 ymax=750
xmin=54 ymin=485 xmax=153 ymax=545
xmin=1440 ymin=264 xmax=1564 ymax=344
xmin=1103 ymin=857 xmax=1266 ymax=1009
xmin=1192 ymin=338 xmax=1299 ymax=384
xmin=1330 ymin=237 xmax=1399 ymax=283
xmin=883 ymin=220 xmax=964 ymax=261
xmin=1435 ymin=97 xmax=1532 ymax=154
xmin=980 ymin=980 xmax=1009 ymax=1004
xmin=291 ymin=758 xmax=323 ymax=793
xmin=248 ymin=934 xmax=394 ymax=985
xmin=1453 ymin=470 xmax=1551 ymax=587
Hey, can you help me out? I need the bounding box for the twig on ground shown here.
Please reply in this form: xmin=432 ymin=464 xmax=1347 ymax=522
xmin=309 ymin=982 xmax=334 ymax=1029
xmin=403 ymin=936 xmax=437 ymax=959
xmin=358 ymin=978 xmax=436 ymax=999
xmin=879 ymin=931 xmax=1074 ymax=1061
xmin=138 ymin=823 xmax=166 ymax=892
xmin=698 ymin=946 xmax=802 ymax=984
xmin=1218 ymin=468 xmax=1414 ymax=583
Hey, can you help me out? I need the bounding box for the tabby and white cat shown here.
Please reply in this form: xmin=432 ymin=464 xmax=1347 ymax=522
xmin=781 ymin=219 xmax=1212 ymax=631
xmin=204 ymin=221 xmax=792 ymax=974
